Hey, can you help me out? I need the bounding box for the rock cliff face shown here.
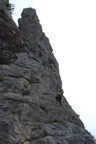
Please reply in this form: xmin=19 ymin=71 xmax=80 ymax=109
xmin=0 ymin=2 xmax=95 ymax=144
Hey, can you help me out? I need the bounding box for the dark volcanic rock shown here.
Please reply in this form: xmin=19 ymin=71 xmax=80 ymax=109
xmin=0 ymin=1 xmax=95 ymax=144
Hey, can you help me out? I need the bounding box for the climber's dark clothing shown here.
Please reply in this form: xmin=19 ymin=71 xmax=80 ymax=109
xmin=56 ymin=96 xmax=62 ymax=105
xmin=56 ymin=89 xmax=64 ymax=106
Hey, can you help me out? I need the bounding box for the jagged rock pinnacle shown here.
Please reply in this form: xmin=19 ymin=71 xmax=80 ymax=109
xmin=0 ymin=6 xmax=95 ymax=144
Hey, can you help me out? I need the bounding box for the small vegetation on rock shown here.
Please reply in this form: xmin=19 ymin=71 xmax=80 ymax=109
xmin=7 ymin=3 xmax=15 ymax=15
xmin=0 ymin=76 xmax=5 ymax=82
xmin=50 ymin=118 xmax=67 ymax=126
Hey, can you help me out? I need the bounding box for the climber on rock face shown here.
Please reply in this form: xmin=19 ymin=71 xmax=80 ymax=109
xmin=56 ymin=89 xmax=64 ymax=106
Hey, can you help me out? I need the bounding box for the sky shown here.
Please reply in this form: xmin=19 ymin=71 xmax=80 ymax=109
xmin=10 ymin=0 xmax=96 ymax=137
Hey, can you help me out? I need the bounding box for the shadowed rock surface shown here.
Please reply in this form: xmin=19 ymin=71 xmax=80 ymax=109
xmin=0 ymin=1 xmax=95 ymax=144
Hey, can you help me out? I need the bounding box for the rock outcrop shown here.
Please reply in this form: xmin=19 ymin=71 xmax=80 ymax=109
xmin=0 ymin=1 xmax=95 ymax=144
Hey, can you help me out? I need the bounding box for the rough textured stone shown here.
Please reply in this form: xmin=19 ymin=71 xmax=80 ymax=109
xmin=0 ymin=2 xmax=95 ymax=144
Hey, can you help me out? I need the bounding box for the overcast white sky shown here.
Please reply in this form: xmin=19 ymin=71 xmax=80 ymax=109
xmin=10 ymin=0 xmax=96 ymax=137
